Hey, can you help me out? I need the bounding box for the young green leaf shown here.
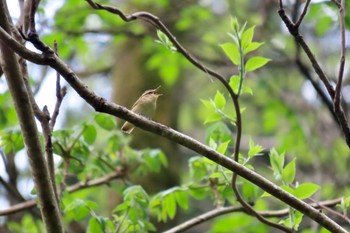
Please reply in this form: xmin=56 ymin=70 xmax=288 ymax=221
xmin=220 ymin=43 xmax=240 ymax=65
xmin=269 ymin=149 xmax=285 ymax=181
xmin=244 ymin=42 xmax=264 ymax=55
xmin=214 ymin=91 xmax=226 ymax=109
xmin=217 ymin=140 xmax=231 ymax=154
xmin=230 ymin=17 xmax=239 ymax=32
xmin=241 ymin=26 xmax=255 ymax=48
xmin=248 ymin=138 xmax=264 ymax=157
xmin=229 ymin=75 xmax=241 ymax=93
xmin=163 ymin=194 xmax=177 ymax=219
xmin=294 ymin=183 xmax=320 ymax=199
xmin=204 ymin=112 xmax=222 ymax=124
xmin=245 ymin=56 xmax=270 ymax=72
xmin=201 ymin=99 xmax=216 ymax=110
xmin=174 ymin=190 xmax=188 ymax=209
xmin=95 ymin=113 xmax=116 ymax=131
xmin=282 ymin=158 xmax=296 ymax=185
xmin=83 ymin=124 xmax=97 ymax=145
xmin=209 ymin=137 xmax=218 ymax=150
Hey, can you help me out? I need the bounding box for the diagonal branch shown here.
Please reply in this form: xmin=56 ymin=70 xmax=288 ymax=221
xmin=164 ymin=198 xmax=343 ymax=233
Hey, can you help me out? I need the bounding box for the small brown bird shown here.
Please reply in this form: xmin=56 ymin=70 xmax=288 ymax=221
xmin=121 ymin=86 xmax=162 ymax=134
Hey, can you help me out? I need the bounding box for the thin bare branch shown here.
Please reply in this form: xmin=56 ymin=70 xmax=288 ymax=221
xmin=231 ymin=182 xmax=292 ymax=232
xmin=50 ymin=41 xmax=67 ymax=131
xmin=295 ymin=0 xmax=311 ymax=27
xmin=333 ymin=0 xmax=346 ymax=112
xmin=278 ymin=0 xmax=350 ymax=147
xmin=164 ymin=198 xmax=343 ymax=233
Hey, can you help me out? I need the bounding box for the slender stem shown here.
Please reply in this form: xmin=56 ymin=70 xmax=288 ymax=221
xmin=334 ymin=0 xmax=346 ymax=111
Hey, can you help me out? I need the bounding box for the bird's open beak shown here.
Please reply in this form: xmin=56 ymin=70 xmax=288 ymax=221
xmin=155 ymin=86 xmax=163 ymax=96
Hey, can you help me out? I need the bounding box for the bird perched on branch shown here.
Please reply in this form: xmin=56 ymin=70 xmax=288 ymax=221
xmin=121 ymin=86 xmax=162 ymax=134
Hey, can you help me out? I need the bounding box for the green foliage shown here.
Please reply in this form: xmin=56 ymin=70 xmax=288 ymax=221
xmin=94 ymin=113 xmax=116 ymax=131
xmin=221 ymin=17 xmax=270 ymax=96
xmin=208 ymin=212 xmax=269 ymax=233
xmin=0 ymin=128 xmax=24 ymax=154
xmin=306 ymin=3 xmax=335 ymax=36
xmin=155 ymin=30 xmax=177 ymax=52
xmin=337 ymin=196 xmax=350 ymax=215
xmin=7 ymin=214 xmax=45 ymax=233
xmin=0 ymin=90 xmax=18 ymax=128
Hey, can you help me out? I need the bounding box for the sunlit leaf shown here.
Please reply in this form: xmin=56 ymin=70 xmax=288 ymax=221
xmin=95 ymin=113 xmax=116 ymax=131
xmin=220 ymin=43 xmax=240 ymax=65
xmin=174 ymin=190 xmax=188 ymax=209
xmin=248 ymin=138 xmax=264 ymax=157
xmin=214 ymin=91 xmax=226 ymax=109
xmin=282 ymin=158 xmax=296 ymax=185
xmin=217 ymin=140 xmax=231 ymax=154
xmin=241 ymin=26 xmax=255 ymax=48
xmin=163 ymin=194 xmax=177 ymax=219
xmin=244 ymin=42 xmax=264 ymax=55
xmin=294 ymin=183 xmax=320 ymax=199
xmin=83 ymin=124 xmax=97 ymax=145
xmin=245 ymin=56 xmax=270 ymax=72
xmin=229 ymin=75 xmax=241 ymax=93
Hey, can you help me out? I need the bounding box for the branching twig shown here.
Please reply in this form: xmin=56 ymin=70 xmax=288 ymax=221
xmin=0 ymin=169 xmax=125 ymax=216
xmin=164 ymin=198 xmax=343 ymax=233
xmin=278 ymin=0 xmax=350 ymax=147
xmin=295 ymin=0 xmax=311 ymax=27
xmin=50 ymin=40 xmax=67 ymax=131
xmin=231 ymin=183 xmax=292 ymax=232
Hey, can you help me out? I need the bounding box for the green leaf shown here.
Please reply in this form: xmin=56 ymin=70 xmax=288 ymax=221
xmin=220 ymin=43 xmax=240 ymax=65
xmin=94 ymin=113 xmax=116 ymax=131
xmin=242 ymin=180 xmax=259 ymax=202
xmin=229 ymin=75 xmax=240 ymax=93
xmin=315 ymin=15 xmax=333 ymax=36
xmin=280 ymin=185 xmax=295 ymax=196
xmin=214 ymin=91 xmax=226 ymax=109
xmin=201 ymin=99 xmax=215 ymax=111
xmin=209 ymin=172 xmax=222 ymax=179
xmin=269 ymin=149 xmax=285 ymax=181
xmin=157 ymin=30 xmax=168 ymax=43
xmin=230 ymin=16 xmax=239 ymax=32
xmin=245 ymin=56 xmax=270 ymax=72
xmin=204 ymin=112 xmax=222 ymax=124
xmin=244 ymin=42 xmax=264 ymax=55
xmin=294 ymin=183 xmax=320 ymax=199
xmin=241 ymin=26 xmax=255 ymax=48
xmin=174 ymin=190 xmax=188 ymax=209
xmin=209 ymin=137 xmax=218 ymax=150
xmin=282 ymin=158 xmax=296 ymax=185
xmin=83 ymin=124 xmax=97 ymax=145
xmin=243 ymin=85 xmax=253 ymax=95
xmin=217 ymin=140 xmax=231 ymax=154
xmin=163 ymin=194 xmax=177 ymax=219
xmin=293 ymin=211 xmax=303 ymax=230
xmin=248 ymin=138 xmax=264 ymax=157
